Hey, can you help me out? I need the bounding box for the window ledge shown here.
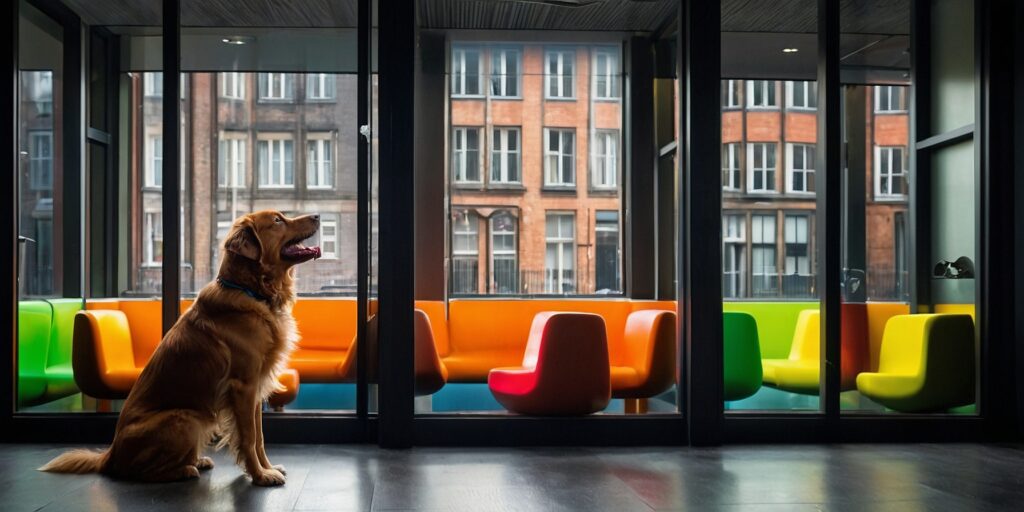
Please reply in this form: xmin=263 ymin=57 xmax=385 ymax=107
xmin=542 ymin=185 xmax=578 ymax=193
xmin=487 ymin=183 xmax=526 ymax=192
xmin=544 ymin=97 xmax=578 ymax=102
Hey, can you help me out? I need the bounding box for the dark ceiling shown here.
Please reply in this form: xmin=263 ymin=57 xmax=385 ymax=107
xmin=60 ymin=0 xmax=908 ymax=35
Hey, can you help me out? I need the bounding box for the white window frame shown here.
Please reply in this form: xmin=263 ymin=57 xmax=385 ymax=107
xmin=218 ymin=134 xmax=246 ymax=189
xmin=545 ymin=213 xmax=576 ymax=294
xmin=490 ymin=213 xmax=518 ymax=294
xmin=490 ymin=48 xmax=521 ymax=98
xmin=591 ymin=129 xmax=618 ymax=189
xmin=258 ymin=73 xmax=293 ymax=101
xmin=307 ymin=73 xmax=336 ymax=101
xmin=751 ymin=214 xmax=778 ymax=295
xmin=306 ymin=133 xmax=334 ymax=189
xmin=722 ymin=213 xmax=746 ymax=298
xmin=786 ymin=81 xmax=817 ymax=110
xmin=144 ymin=72 xmax=163 ymax=97
xmin=143 ymin=210 xmax=163 ymax=267
xmin=874 ymin=146 xmax=907 ymax=199
xmin=451 ymin=210 xmax=480 ymax=294
xmin=544 ymin=128 xmax=576 ymax=187
xmin=544 ymin=49 xmax=576 ymax=100
xmin=786 ymin=143 xmax=816 ymax=194
xmin=145 ymin=134 xmax=163 ymax=188
xmin=257 ymin=134 xmax=295 ymax=188
xmin=28 ymin=131 xmax=53 ymax=191
xmin=490 ymin=127 xmax=521 ymax=184
xmin=318 ymin=214 xmax=339 ymax=260
xmin=746 ymin=80 xmax=777 ymax=108
xmin=593 ymin=48 xmax=619 ymax=100
xmin=220 ymin=72 xmax=245 ymax=99
xmin=594 ymin=211 xmax=621 ymax=293
xmin=452 ymin=127 xmax=482 ymax=184
xmin=784 ymin=214 xmax=811 ymax=276
xmin=722 ymin=79 xmax=741 ymax=108
xmin=747 ymin=142 xmax=777 ymax=193
xmin=722 ymin=142 xmax=740 ymax=191
xmin=874 ymin=85 xmax=907 ymax=113
xmin=451 ymin=46 xmax=483 ymax=97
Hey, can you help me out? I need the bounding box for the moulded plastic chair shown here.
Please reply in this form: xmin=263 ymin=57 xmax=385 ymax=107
xmin=610 ymin=309 xmax=676 ymax=399
xmin=17 ymin=301 xmax=52 ymax=406
xmin=723 ymin=311 xmax=762 ymax=401
xmin=414 ymin=309 xmax=449 ymax=396
xmin=856 ymin=314 xmax=975 ymax=412
xmin=488 ymin=312 xmax=610 ymax=415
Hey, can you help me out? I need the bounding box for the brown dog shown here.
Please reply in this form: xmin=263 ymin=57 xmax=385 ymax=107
xmin=40 ymin=211 xmax=321 ymax=486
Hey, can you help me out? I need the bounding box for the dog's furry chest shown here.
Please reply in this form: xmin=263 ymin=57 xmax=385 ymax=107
xmin=256 ymin=308 xmax=299 ymax=399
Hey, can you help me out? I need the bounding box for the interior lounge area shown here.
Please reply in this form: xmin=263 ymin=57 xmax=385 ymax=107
xmin=3 ymin=0 xmax=1024 ymax=509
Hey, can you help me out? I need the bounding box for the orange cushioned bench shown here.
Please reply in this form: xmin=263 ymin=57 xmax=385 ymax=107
xmin=438 ymin=299 xmax=676 ymax=399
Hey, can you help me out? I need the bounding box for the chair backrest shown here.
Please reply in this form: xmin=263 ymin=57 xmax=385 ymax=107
xmin=877 ymin=314 xmax=974 ymax=379
xmin=789 ymin=309 xmax=820 ymax=362
xmin=46 ymin=298 xmax=82 ymax=368
xmin=723 ymin=311 xmax=762 ymax=400
xmin=877 ymin=314 xmax=929 ymax=375
xmin=621 ymin=309 xmax=676 ymax=386
xmin=414 ymin=309 xmax=448 ymax=395
xmin=532 ymin=313 xmax=609 ymax=392
xmin=18 ymin=301 xmax=52 ymax=377
xmin=415 ymin=300 xmax=450 ymax=357
xmin=292 ymin=299 xmax=358 ymax=351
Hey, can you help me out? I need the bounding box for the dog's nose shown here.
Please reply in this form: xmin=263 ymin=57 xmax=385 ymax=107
xmin=310 ymin=214 xmax=320 ymax=222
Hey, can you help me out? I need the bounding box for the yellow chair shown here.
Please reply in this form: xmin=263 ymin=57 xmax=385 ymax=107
xmin=761 ymin=309 xmax=820 ymax=395
xmin=856 ymin=314 xmax=975 ymax=412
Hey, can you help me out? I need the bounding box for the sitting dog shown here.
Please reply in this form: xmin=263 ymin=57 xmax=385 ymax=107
xmin=40 ymin=211 xmax=321 ymax=486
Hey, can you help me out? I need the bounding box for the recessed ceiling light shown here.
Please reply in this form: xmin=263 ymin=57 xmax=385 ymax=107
xmin=782 ymin=48 xmax=799 ymax=53
xmin=221 ymin=37 xmax=251 ymax=46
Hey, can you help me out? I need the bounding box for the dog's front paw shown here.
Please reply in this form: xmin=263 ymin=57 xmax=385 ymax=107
xmin=252 ymin=468 xmax=286 ymax=486
xmin=271 ymin=464 xmax=286 ymax=475
xmin=196 ymin=456 xmax=215 ymax=470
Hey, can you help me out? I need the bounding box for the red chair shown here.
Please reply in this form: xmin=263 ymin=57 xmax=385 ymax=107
xmin=488 ymin=312 xmax=611 ymax=415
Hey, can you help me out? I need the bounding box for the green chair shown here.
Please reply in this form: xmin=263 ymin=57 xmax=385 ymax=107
xmin=17 ymin=301 xmax=53 ymax=406
xmin=856 ymin=314 xmax=975 ymax=413
xmin=43 ymin=299 xmax=83 ymax=401
xmin=723 ymin=311 xmax=762 ymax=401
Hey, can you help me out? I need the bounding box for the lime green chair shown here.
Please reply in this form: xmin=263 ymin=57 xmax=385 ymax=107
xmin=17 ymin=301 xmax=53 ymax=406
xmin=723 ymin=311 xmax=762 ymax=401
xmin=761 ymin=309 xmax=820 ymax=395
xmin=856 ymin=314 xmax=975 ymax=412
xmin=16 ymin=299 xmax=82 ymax=407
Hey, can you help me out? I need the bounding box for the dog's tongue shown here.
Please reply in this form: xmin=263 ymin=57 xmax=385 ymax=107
xmin=283 ymin=244 xmax=322 ymax=259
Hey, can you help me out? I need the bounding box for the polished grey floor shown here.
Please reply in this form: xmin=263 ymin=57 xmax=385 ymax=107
xmin=1 ymin=443 xmax=1022 ymax=511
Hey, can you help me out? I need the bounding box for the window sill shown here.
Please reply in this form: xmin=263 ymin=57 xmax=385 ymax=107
xmin=306 ymin=98 xmax=337 ymax=104
xmin=544 ymin=97 xmax=577 ymax=102
xmin=257 ymin=185 xmax=297 ymax=190
xmin=487 ymin=183 xmax=526 ymax=192
xmin=451 ymin=94 xmax=485 ymax=100
xmin=785 ymin=190 xmax=816 ymax=196
xmin=452 ymin=182 xmax=485 ymax=190
xmin=307 ymin=186 xmax=336 ymax=191
xmin=490 ymin=96 xmax=523 ymax=101
xmin=219 ymin=96 xmax=245 ymax=101
xmin=593 ymin=97 xmax=621 ymax=103
xmin=542 ymin=185 xmax=578 ymax=193
xmin=746 ymin=106 xmax=780 ymax=111
xmin=873 ymin=194 xmax=908 ymax=202
xmin=257 ymin=98 xmax=295 ymax=104
xmin=588 ymin=187 xmax=618 ymax=195
xmin=874 ymin=110 xmax=908 ymax=115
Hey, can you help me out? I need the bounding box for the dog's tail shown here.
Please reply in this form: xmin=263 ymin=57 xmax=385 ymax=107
xmin=38 ymin=448 xmax=109 ymax=474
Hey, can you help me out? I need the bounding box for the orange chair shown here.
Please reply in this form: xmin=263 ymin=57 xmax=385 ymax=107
xmin=488 ymin=312 xmax=611 ymax=415
xmin=287 ymin=300 xmax=359 ymax=382
xmin=610 ymin=309 xmax=676 ymax=399
xmin=73 ymin=301 xmax=298 ymax=406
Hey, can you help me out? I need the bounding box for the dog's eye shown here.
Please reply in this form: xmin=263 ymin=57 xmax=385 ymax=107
xmin=275 ymin=216 xmax=284 ymax=224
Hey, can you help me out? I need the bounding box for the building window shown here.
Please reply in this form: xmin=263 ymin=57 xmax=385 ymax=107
xmin=723 ymin=214 xmax=746 ymax=298
xmin=28 ymin=71 xmax=52 ymax=114
xmin=217 ymin=136 xmax=246 ymax=188
xmin=145 ymin=135 xmax=163 ymax=188
xmin=319 ymin=215 xmax=339 ymax=260
xmin=591 ymin=130 xmax=618 ymax=189
xmin=722 ymin=79 xmax=741 ymax=108
xmin=544 ymin=128 xmax=575 ymax=187
xmin=751 ymin=214 xmax=777 ymax=297
xmin=451 ymin=209 xmax=479 ymax=294
xmin=220 ymin=72 xmax=245 ymax=99
xmin=490 ymin=127 xmax=520 ymax=184
xmin=545 ymin=49 xmax=575 ymax=99
xmin=875 ymin=146 xmax=907 ymax=198
xmin=875 ymin=85 xmax=906 ymax=112
xmin=144 ymin=211 xmax=163 ymax=266
xmin=786 ymin=143 xmax=816 ymax=193
xmin=258 ymin=73 xmax=294 ymax=101
xmin=722 ymin=143 xmax=740 ymax=191
xmin=746 ymin=80 xmax=777 ymax=108
xmin=787 ymin=81 xmax=818 ymax=109
xmin=593 ymin=48 xmax=620 ymax=99
xmin=307 ymin=134 xmax=334 ymax=189
xmin=490 ymin=48 xmax=520 ymax=98
xmin=452 ymin=127 xmax=481 ymax=184
xmin=257 ymin=136 xmax=295 ymax=188
xmin=784 ymin=214 xmax=812 ymax=297
xmin=595 ymin=211 xmax=620 ymax=293
xmin=747 ymin=143 xmax=777 ymax=192
xmin=307 ymin=73 xmax=336 ymax=101
xmin=452 ymin=46 xmax=482 ymax=97
xmin=28 ymin=131 xmax=53 ymax=191
xmin=490 ymin=212 xmax=518 ymax=294
xmin=545 ymin=213 xmax=575 ymax=293
xmin=144 ymin=72 xmax=163 ymax=97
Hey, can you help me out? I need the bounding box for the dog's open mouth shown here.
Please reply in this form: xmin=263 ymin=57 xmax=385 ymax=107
xmin=281 ymin=234 xmax=322 ymax=261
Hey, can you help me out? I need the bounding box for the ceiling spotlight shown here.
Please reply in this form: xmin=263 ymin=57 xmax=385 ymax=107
xmin=782 ymin=48 xmax=799 ymax=53
xmin=221 ymin=36 xmax=251 ymax=46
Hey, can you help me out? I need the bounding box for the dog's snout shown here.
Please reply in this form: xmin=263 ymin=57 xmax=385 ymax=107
xmin=311 ymin=214 xmax=320 ymax=222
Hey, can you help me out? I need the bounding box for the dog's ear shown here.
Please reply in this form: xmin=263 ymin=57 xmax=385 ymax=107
xmin=225 ymin=221 xmax=262 ymax=261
